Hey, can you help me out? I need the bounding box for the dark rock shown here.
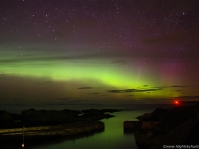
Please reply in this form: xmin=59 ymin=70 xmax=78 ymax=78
xmin=0 ymin=110 xmax=7 ymax=115
xmin=133 ymin=104 xmax=199 ymax=149
xmin=0 ymin=112 xmax=13 ymax=122
xmin=81 ymin=108 xmax=118 ymax=120
xmin=21 ymin=109 xmax=83 ymax=126
xmin=0 ymin=110 xmax=22 ymax=129
xmin=101 ymin=109 xmax=121 ymax=113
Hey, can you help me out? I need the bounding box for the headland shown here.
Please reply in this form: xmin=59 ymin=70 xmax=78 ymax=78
xmin=124 ymin=103 xmax=199 ymax=149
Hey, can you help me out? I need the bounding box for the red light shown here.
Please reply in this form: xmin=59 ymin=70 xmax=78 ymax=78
xmin=174 ymin=100 xmax=180 ymax=105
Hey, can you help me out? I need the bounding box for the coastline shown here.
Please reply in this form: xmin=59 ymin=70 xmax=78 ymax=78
xmin=0 ymin=121 xmax=104 ymax=138
xmin=126 ymin=103 xmax=199 ymax=149
xmin=0 ymin=108 xmax=120 ymax=149
xmin=0 ymin=121 xmax=105 ymax=149
xmin=0 ymin=121 xmax=104 ymax=149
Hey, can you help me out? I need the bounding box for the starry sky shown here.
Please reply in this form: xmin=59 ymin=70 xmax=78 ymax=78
xmin=0 ymin=0 xmax=199 ymax=105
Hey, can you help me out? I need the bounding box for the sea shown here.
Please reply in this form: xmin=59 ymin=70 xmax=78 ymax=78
xmin=0 ymin=104 xmax=174 ymax=149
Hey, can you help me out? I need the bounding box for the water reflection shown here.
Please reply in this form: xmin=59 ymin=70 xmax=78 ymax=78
xmin=29 ymin=110 xmax=144 ymax=149
xmin=26 ymin=129 xmax=104 ymax=148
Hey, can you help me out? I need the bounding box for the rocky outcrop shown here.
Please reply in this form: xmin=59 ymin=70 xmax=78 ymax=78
xmin=0 ymin=108 xmax=120 ymax=135
xmin=134 ymin=119 xmax=198 ymax=149
xmin=133 ymin=104 xmax=199 ymax=149
xmin=81 ymin=108 xmax=120 ymax=120
xmin=0 ymin=107 xmax=120 ymax=145
xmin=21 ymin=109 xmax=81 ymax=126
xmin=0 ymin=112 xmax=13 ymax=122
xmin=21 ymin=108 xmax=119 ymax=125
xmin=0 ymin=110 xmax=22 ymax=128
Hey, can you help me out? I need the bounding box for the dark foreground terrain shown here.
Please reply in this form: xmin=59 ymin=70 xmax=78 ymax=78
xmin=0 ymin=108 xmax=120 ymax=149
xmin=127 ymin=103 xmax=199 ymax=149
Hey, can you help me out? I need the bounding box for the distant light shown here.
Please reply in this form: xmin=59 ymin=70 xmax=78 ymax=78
xmin=174 ymin=100 xmax=180 ymax=105
xmin=22 ymin=143 xmax=24 ymax=148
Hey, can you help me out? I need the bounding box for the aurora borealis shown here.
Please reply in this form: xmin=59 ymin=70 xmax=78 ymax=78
xmin=0 ymin=0 xmax=199 ymax=105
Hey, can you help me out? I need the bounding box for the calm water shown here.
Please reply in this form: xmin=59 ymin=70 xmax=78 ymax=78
xmin=29 ymin=110 xmax=145 ymax=149
xmin=0 ymin=104 xmax=173 ymax=149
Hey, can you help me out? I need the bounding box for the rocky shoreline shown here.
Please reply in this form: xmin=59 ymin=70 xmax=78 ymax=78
xmin=127 ymin=103 xmax=199 ymax=149
xmin=0 ymin=108 xmax=120 ymax=128
xmin=0 ymin=108 xmax=120 ymax=148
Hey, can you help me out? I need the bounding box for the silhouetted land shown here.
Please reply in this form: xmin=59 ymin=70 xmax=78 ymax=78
xmin=0 ymin=108 xmax=121 ymax=149
xmin=128 ymin=103 xmax=199 ymax=149
xmin=0 ymin=108 xmax=120 ymax=128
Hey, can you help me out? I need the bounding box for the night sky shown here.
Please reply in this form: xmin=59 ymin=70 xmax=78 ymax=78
xmin=1 ymin=0 xmax=199 ymax=105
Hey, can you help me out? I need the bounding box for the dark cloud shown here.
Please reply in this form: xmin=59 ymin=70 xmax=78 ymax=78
xmin=88 ymin=93 xmax=99 ymax=95
xmin=170 ymin=85 xmax=188 ymax=88
xmin=154 ymin=86 xmax=168 ymax=89
xmin=176 ymin=90 xmax=182 ymax=92
xmin=92 ymin=93 xmax=99 ymax=95
xmin=153 ymin=85 xmax=188 ymax=89
xmin=78 ymin=87 xmax=93 ymax=89
xmin=107 ymin=88 xmax=162 ymax=93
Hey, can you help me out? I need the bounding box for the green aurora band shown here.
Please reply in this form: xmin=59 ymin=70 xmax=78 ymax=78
xmin=0 ymin=50 xmax=182 ymax=103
